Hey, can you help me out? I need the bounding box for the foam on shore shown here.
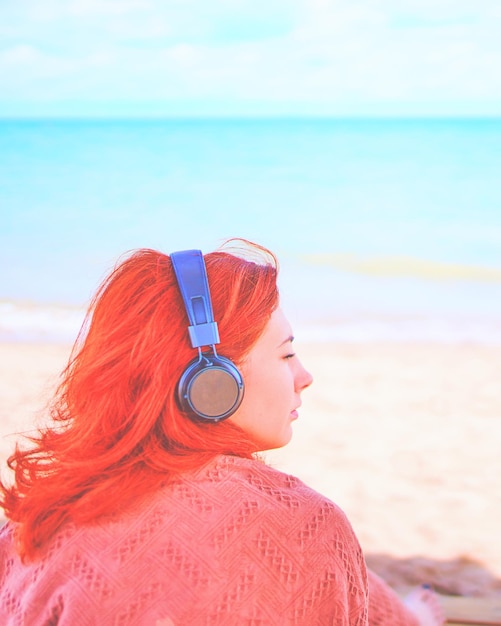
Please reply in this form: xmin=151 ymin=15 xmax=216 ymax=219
xmin=2 ymin=298 xmax=501 ymax=346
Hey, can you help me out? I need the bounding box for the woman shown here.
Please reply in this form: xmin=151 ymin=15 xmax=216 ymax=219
xmin=0 ymin=240 xmax=443 ymax=625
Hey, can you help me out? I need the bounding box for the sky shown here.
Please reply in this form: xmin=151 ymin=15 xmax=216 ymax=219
xmin=1 ymin=0 xmax=500 ymax=118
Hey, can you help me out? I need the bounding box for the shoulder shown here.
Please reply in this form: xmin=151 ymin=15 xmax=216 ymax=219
xmin=167 ymin=454 xmax=318 ymax=500
xmin=166 ymin=454 xmax=353 ymax=529
xmin=6 ymin=456 xmax=356 ymax=567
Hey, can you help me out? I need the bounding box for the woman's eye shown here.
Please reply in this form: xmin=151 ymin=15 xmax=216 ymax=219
xmin=283 ymin=353 xmax=296 ymax=360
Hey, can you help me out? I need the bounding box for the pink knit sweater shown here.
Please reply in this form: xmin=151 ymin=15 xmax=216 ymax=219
xmin=0 ymin=455 xmax=418 ymax=625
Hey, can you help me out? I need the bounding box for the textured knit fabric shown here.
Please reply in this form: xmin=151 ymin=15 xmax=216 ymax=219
xmin=0 ymin=455 xmax=418 ymax=625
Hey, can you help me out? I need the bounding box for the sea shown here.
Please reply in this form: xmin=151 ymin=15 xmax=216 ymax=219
xmin=1 ymin=117 xmax=500 ymax=344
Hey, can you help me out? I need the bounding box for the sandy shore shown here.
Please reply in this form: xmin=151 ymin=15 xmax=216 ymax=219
xmin=1 ymin=339 xmax=500 ymax=598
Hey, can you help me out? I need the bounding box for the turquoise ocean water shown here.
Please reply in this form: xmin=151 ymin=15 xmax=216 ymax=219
xmin=1 ymin=118 xmax=500 ymax=343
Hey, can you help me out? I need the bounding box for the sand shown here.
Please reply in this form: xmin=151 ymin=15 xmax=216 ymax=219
xmin=1 ymin=339 xmax=500 ymax=598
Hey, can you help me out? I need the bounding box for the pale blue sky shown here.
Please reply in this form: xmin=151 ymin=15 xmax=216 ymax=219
xmin=1 ymin=0 xmax=500 ymax=117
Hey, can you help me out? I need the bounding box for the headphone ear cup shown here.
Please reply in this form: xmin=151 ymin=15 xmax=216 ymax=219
xmin=177 ymin=354 xmax=244 ymax=421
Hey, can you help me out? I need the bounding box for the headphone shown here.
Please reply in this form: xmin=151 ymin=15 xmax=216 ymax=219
xmin=171 ymin=249 xmax=244 ymax=422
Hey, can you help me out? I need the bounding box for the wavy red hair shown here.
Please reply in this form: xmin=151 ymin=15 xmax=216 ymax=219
xmin=0 ymin=240 xmax=279 ymax=562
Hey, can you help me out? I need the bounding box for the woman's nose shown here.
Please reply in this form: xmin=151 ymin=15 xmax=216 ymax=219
xmin=295 ymin=359 xmax=313 ymax=391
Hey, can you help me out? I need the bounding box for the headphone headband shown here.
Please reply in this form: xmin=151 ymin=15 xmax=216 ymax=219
xmin=170 ymin=250 xmax=220 ymax=349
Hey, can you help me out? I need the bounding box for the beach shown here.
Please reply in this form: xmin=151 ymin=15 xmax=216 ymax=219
xmin=1 ymin=337 xmax=500 ymax=598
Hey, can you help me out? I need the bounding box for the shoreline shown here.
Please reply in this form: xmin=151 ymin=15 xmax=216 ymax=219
xmin=1 ymin=339 xmax=500 ymax=597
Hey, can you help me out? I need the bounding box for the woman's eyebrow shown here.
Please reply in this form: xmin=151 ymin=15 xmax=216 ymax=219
xmin=278 ymin=335 xmax=294 ymax=348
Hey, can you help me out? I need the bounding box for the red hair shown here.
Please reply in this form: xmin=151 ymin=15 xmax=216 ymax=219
xmin=0 ymin=240 xmax=279 ymax=562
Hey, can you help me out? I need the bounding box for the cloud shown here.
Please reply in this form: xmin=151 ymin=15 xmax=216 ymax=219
xmin=1 ymin=0 xmax=500 ymax=115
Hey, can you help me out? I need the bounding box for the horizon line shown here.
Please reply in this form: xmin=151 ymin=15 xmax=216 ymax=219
xmin=1 ymin=113 xmax=500 ymax=122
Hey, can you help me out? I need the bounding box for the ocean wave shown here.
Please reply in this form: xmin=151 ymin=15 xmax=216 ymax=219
xmin=294 ymin=315 xmax=501 ymax=345
xmin=0 ymin=300 xmax=85 ymax=343
xmin=1 ymin=300 xmax=500 ymax=345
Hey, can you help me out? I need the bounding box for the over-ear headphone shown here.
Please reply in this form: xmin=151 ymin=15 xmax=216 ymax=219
xmin=171 ymin=249 xmax=244 ymax=422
